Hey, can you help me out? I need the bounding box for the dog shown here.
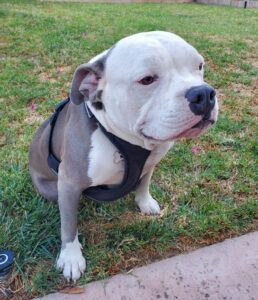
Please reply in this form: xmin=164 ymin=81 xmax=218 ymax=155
xmin=29 ymin=31 xmax=219 ymax=281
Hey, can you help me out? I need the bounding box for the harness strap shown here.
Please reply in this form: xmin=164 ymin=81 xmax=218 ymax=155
xmin=47 ymin=98 xmax=151 ymax=202
xmin=47 ymin=98 xmax=70 ymax=175
xmin=84 ymin=116 xmax=151 ymax=202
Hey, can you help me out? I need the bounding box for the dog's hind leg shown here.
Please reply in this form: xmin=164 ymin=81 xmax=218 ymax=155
xmin=30 ymin=170 xmax=58 ymax=201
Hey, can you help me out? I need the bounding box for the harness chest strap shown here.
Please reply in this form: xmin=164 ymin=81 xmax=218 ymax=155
xmin=47 ymin=98 xmax=151 ymax=202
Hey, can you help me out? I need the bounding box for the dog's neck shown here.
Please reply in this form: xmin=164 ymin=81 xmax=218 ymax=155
xmin=86 ymin=102 xmax=155 ymax=150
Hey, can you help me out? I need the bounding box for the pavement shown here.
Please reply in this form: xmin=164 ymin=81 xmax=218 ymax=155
xmin=39 ymin=231 xmax=258 ymax=300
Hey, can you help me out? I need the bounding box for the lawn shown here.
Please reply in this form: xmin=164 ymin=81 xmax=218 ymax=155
xmin=0 ymin=0 xmax=257 ymax=298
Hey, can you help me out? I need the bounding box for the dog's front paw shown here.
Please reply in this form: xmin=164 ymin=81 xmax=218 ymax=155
xmin=136 ymin=195 xmax=161 ymax=215
xmin=57 ymin=237 xmax=86 ymax=281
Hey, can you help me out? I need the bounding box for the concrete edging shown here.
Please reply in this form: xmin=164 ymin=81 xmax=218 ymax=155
xmin=39 ymin=231 xmax=258 ymax=300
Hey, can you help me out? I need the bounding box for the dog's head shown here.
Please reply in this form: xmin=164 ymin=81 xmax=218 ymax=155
xmin=70 ymin=31 xmax=218 ymax=148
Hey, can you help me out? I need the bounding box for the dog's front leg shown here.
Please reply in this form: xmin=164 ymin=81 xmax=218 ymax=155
xmin=135 ymin=169 xmax=161 ymax=215
xmin=56 ymin=178 xmax=86 ymax=281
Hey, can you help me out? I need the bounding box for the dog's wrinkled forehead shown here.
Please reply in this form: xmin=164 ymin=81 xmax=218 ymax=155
xmin=105 ymin=31 xmax=203 ymax=79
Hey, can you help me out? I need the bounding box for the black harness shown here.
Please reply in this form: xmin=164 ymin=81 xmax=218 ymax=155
xmin=48 ymin=98 xmax=151 ymax=202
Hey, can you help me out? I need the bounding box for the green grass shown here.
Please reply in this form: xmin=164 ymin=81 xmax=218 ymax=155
xmin=0 ymin=0 xmax=257 ymax=298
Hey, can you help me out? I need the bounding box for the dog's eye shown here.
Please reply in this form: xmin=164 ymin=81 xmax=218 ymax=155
xmin=199 ymin=63 xmax=203 ymax=71
xmin=138 ymin=75 xmax=157 ymax=85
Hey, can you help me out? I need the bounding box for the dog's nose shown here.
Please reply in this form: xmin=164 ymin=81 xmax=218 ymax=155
xmin=185 ymin=85 xmax=216 ymax=119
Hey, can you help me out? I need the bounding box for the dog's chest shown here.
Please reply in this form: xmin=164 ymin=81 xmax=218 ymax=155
xmin=87 ymin=127 xmax=172 ymax=188
xmin=87 ymin=127 xmax=125 ymax=186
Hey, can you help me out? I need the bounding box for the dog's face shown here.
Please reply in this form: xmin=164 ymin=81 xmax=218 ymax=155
xmin=70 ymin=31 xmax=218 ymax=146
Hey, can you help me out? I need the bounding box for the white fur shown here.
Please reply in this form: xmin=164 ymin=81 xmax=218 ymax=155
xmin=136 ymin=195 xmax=161 ymax=215
xmin=135 ymin=169 xmax=161 ymax=214
xmin=57 ymin=234 xmax=86 ymax=281
xmin=89 ymin=31 xmax=218 ymax=148
xmin=88 ymin=127 xmax=124 ymax=186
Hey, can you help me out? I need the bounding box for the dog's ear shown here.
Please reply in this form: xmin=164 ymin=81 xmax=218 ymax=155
xmin=70 ymin=58 xmax=105 ymax=105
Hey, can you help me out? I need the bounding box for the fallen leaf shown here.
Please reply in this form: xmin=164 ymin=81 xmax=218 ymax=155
xmin=59 ymin=286 xmax=85 ymax=294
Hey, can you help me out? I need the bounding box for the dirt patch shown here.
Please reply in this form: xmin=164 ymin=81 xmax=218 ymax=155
xmin=38 ymin=71 xmax=58 ymax=83
xmin=38 ymin=65 xmax=72 ymax=83
xmin=216 ymin=88 xmax=227 ymax=104
xmin=231 ymin=82 xmax=257 ymax=98
xmin=24 ymin=113 xmax=44 ymax=125
xmin=250 ymin=60 xmax=258 ymax=69
xmin=245 ymin=52 xmax=258 ymax=69
xmin=244 ymin=39 xmax=258 ymax=49
xmin=244 ymin=39 xmax=258 ymax=69
xmin=56 ymin=65 xmax=72 ymax=73
xmin=217 ymin=82 xmax=257 ymax=120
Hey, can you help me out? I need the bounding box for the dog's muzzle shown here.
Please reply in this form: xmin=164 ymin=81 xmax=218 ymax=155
xmin=185 ymin=84 xmax=216 ymax=120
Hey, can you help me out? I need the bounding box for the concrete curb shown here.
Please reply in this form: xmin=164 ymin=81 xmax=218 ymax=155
xmin=39 ymin=231 xmax=258 ymax=300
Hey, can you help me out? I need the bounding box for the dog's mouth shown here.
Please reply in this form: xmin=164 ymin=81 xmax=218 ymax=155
xmin=175 ymin=119 xmax=215 ymax=139
xmin=141 ymin=119 xmax=215 ymax=142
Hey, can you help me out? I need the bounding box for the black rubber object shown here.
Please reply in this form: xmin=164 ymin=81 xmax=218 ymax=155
xmin=0 ymin=250 xmax=14 ymax=277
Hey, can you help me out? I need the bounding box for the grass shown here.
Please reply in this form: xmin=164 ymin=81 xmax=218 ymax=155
xmin=0 ymin=0 xmax=257 ymax=298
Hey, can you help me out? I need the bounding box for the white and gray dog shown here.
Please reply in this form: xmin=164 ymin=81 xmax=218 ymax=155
xmin=29 ymin=31 xmax=219 ymax=281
